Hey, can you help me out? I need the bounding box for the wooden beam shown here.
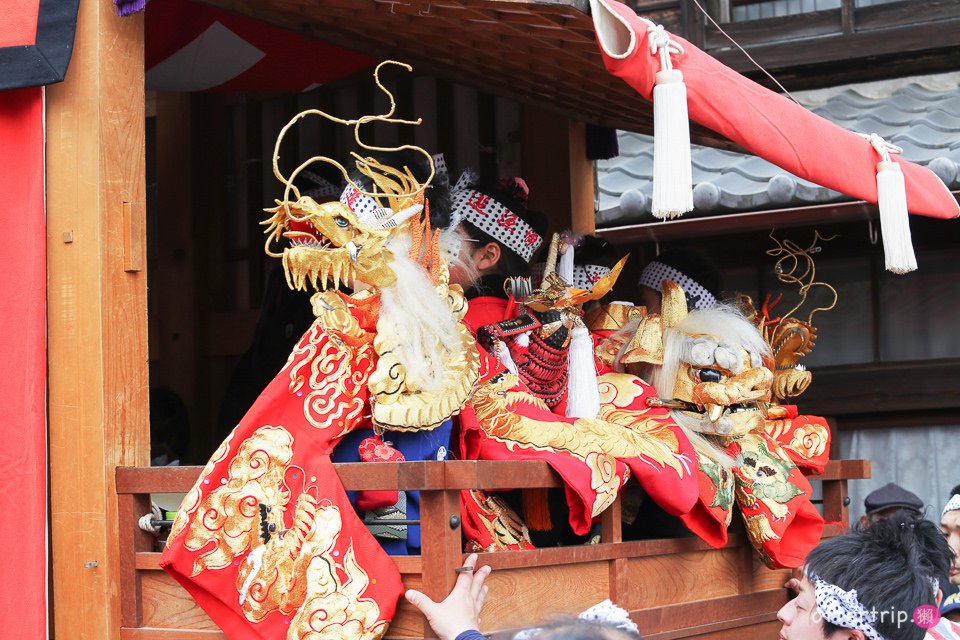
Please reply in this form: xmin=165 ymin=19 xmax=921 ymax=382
xmin=597 ymin=198 xmax=878 ymax=244
xmin=46 ymin=1 xmax=148 ymax=639
xmin=569 ymin=119 xmax=597 ymax=235
xmin=840 ymin=0 xmax=854 ymax=34
xmin=797 ymin=358 xmax=960 ymax=416
xmin=710 ymin=16 xmax=960 ymax=73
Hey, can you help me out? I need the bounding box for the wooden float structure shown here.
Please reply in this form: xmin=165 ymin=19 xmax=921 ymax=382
xmin=116 ymin=459 xmax=868 ymax=639
xmin=41 ymin=0 xmax=911 ymax=638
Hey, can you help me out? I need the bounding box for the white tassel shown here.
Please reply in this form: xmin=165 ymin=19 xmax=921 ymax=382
xmin=876 ymin=161 xmax=917 ymax=274
xmin=558 ymin=243 xmax=575 ymax=284
xmin=862 ymin=133 xmax=916 ymax=274
xmin=515 ymin=331 xmax=530 ymax=348
xmin=652 ymin=69 xmax=693 ymax=219
xmin=566 ymin=323 xmax=600 ymax=419
xmin=495 ymin=339 xmax=519 ymax=375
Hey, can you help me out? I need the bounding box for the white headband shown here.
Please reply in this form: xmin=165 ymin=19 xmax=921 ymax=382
xmin=452 ymin=188 xmax=543 ymax=262
xmin=338 ymin=183 xmax=423 ymax=229
xmin=339 ymin=183 xmax=381 ymax=220
xmin=512 ymin=599 xmax=638 ymax=640
xmin=573 ymin=264 xmax=611 ymax=289
xmin=943 ymin=493 xmax=960 ymax=519
xmin=639 ymin=261 xmax=716 ymax=310
xmin=812 ymin=576 xmax=885 ymax=640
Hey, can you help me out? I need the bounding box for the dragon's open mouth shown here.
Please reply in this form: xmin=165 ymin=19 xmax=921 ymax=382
xmin=278 ymin=225 xmax=356 ymax=291
xmin=284 ymin=230 xmax=334 ymax=250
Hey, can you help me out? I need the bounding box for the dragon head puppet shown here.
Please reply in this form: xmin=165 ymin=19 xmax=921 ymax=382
xmin=262 ymin=158 xmax=426 ymax=292
xmin=262 ymin=62 xmax=479 ymax=432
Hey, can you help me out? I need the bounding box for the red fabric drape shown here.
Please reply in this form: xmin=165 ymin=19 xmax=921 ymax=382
xmin=145 ymin=0 xmax=374 ymax=92
xmin=594 ymin=0 xmax=959 ymax=220
xmin=0 ymin=86 xmax=47 ymax=637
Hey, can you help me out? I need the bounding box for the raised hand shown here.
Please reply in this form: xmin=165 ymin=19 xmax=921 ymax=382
xmin=405 ymin=553 xmax=491 ymax=640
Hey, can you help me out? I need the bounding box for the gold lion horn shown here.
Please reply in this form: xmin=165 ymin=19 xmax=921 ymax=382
xmin=661 ymin=280 xmax=689 ymax=328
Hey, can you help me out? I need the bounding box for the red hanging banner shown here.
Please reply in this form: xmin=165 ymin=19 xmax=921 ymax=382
xmin=0 ymin=86 xmax=47 ymax=637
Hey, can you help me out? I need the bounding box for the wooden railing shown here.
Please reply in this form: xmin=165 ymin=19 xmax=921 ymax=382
xmin=116 ymin=459 xmax=869 ymax=639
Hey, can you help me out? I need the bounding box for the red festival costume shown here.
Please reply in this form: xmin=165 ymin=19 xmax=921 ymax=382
xmin=161 ymin=294 xmax=405 ymax=639
xmin=162 ymin=78 xmax=485 ymax=637
xmin=460 ymin=294 xmax=699 ymax=538
xmin=594 ymin=282 xmax=828 ymax=568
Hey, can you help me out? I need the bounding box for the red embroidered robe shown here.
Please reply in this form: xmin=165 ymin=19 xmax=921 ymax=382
xmin=160 ymin=294 xmax=404 ymax=640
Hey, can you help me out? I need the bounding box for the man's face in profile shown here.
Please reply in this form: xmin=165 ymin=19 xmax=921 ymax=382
xmin=942 ymin=508 xmax=960 ymax=585
xmin=777 ymin=577 xmax=852 ymax=640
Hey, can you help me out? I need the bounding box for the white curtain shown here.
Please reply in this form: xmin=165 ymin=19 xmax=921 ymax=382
xmin=839 ymin=425 xmax=960 ymax=526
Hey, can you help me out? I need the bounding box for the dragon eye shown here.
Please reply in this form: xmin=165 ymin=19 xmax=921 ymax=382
xmin=695 ymin=368 xmax=723 ymax=383
xmin=334 ymin=216 xmax=350 ymax=228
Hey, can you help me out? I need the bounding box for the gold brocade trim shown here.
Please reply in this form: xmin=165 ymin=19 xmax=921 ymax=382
xmin=464 ymin=490 xmax=533 ymax=551
xmin=468 ymin=372 xmax=691 ymax=518
xmin=368 ymin=272 xmax=480 ymax=432
xmin=584 ymin=302 xmax=646 ymax=332
xmin=370 ymin=320 xmax=480 ymax=431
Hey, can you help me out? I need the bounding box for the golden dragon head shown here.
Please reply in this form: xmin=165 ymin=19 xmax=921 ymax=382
xmin=262 ymin=158 xmax=427 ymax=292
xmin=262 ymin=60 xmax=436 ymax=293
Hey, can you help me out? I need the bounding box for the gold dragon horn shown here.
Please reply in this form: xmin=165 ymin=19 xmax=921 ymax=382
xmin=661 ymin=280 xmax=689 ymax=328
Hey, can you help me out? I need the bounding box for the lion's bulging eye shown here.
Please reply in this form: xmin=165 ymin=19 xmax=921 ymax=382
xmin=694 ymin=368 xmax=723 ymax=383
xmin=334 ymin=216 xmax=350 ymax=228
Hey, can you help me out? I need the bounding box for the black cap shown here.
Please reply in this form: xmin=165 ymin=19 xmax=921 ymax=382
xmin=941 ymin=589 xmax=960 ymax=616
xmin=863 ymin=482 xmax=923 ymax=516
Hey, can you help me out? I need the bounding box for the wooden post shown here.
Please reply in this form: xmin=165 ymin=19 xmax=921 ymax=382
xmin=419 ymin=486 xmax=465 ymax=639
xmin=45 ymin=0 xmax=148 ymax=638
xmin=521 ymin=107 xmax=596 ymax=237
xmin=841 ymin=0 xmax=855 ymax=35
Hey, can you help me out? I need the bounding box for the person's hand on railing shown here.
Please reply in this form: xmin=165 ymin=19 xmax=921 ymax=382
xmin=405 ymin=553 xmax=491 ymax=640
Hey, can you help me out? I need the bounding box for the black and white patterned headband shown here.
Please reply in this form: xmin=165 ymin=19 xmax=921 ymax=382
xmin=811 ymin=575 xmax=885 ymax=640
xmin=337 ymin=182 xmax=423 ymax=229
xmin=573 ymin=264 xmax=611 ymax=289
xmin=451 ymin=188 xmax=543 ymax=262
xmin=512 ymin=599 xmax=639 ymax=640
xmin=300 ymin=170 xmax=342 ymax=201
xmin=339 ymin=183 xmax=382 ymax=220
xmin=639 ymin=260 xmax=716 ymax=311
xmin=943 ymin=493 xmax=960 ymax=519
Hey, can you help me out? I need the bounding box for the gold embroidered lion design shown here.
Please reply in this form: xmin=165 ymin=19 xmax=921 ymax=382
xmin=174 ymin=426 xmax=294 ymax=576
xmin=169 ymin=425 xmax=388 ymax=637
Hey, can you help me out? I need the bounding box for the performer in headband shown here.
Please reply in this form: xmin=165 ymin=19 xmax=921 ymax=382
xmin=447 ymin=177 xmax=701 ymax=545
xmin=780 ymin=514 xmax=938 ymax=640
xmin=942 ymin=485 xmax=960 ymax=586
xmin=450 ymin=176 xmax=549 ymax=314
xmin=638 ymin=248 xmax=721 ymax=313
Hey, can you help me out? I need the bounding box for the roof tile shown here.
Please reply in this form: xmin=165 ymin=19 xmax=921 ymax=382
xmin=597 ymin=73 xmax=960 ymax=225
